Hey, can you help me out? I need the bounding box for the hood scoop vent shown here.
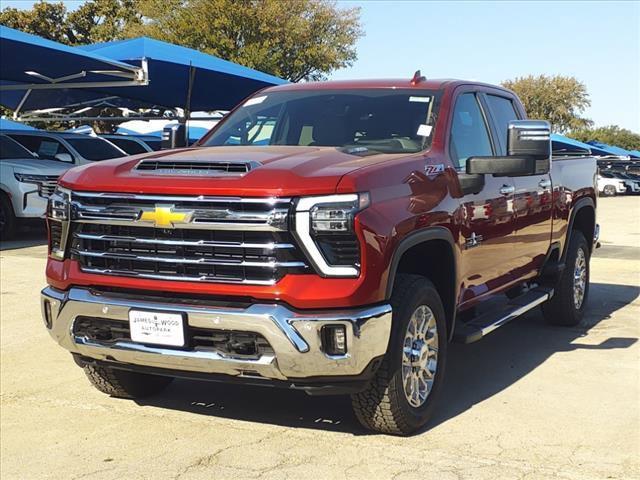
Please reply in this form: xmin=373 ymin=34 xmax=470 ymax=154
xmin=135 ymin=159 xmax=261 ymax=176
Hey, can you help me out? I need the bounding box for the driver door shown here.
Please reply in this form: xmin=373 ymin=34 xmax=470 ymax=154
xmin=449 ymin=89 xmax=520 ymax=307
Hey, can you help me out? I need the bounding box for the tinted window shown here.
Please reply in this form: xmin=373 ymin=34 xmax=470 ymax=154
xmin=450 ymin=93 xmax=493 ymax=168
xmin=203 ymin=89 xmax=439 ymax=154
xmin=65 ymin=138 xmax=126 ymax=161
xmin=0 ymin=135 xmax=35 ymax=159
xmin=108 ymin=137 xmax=148 ymax=155
xmin=486 ymin=94 xmax=519 ymax=154
xmin=7 ymin=134 xmax=72 ymax=161
xmin=142 ymin=139 xmax=162 ymax=151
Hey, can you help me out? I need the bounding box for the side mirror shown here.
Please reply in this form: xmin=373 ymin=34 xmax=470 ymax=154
xmin=54 ymin=153 xmax=73 ymax=163
xmin=162 ymin=123 xmax=187 ymax=149
xmin=507 ymin=120 xmax=551 ymax=159
xmin=467 ymin=120 xmax=551 ymax=177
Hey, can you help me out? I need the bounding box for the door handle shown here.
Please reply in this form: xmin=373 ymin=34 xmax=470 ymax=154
xmin=538 ymin=179 xmax=552 ymax=190
xmin=499 ymin=185 xmax=515 ymax=195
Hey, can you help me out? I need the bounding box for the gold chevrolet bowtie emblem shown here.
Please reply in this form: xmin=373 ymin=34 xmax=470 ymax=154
xmin=140 ymin=205 xmax=191 ymax=228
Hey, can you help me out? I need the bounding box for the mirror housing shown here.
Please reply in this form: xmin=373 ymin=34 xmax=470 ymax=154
xmin=466 ymin=120 xmax=551 ymax=176
xmin=54 ymin=153 xmax=73 ymax=163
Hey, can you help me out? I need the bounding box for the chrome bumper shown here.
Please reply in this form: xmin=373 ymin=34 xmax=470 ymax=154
xmin=41 ymin=287 xmax=392 ymax=381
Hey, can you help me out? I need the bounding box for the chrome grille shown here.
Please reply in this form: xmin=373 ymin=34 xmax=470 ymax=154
xmin=69 ymin=192 xmax=307 ymax=285
xmin=39 ymin=176 xmax=59 ymax=197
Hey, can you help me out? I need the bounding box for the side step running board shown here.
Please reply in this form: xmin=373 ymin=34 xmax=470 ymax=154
xmin=453 ymin=287 xmax=554 ymax=344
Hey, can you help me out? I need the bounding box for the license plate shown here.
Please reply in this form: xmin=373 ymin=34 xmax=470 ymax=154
xmin=129 ymin=310 xmax=185 ymax=347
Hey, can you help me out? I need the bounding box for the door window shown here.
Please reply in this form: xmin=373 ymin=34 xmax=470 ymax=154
xmin=486 ymin=95 xmax=519 ymax=155
xmin=450 ymin=93 xmax=493 ymax=169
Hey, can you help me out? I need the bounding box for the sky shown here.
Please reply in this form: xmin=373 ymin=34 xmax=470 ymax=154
xmin=3 ymin=0 xmax=640 ymax=132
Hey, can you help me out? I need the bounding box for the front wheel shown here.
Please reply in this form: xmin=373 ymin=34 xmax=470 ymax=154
xmin=351 ymin=274 xmax=447 ymax=435
xmin=83 ymin=364 xmax=173 ymax=399
xmin=602 ymin=185 xmax=616 ymax=197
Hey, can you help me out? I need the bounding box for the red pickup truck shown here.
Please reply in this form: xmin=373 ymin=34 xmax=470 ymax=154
xmin=42 ymin=77 xmax=598 ymax=435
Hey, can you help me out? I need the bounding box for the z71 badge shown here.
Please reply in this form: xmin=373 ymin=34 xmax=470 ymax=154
xmin=425 ymin=163 xmax=445 ymax=175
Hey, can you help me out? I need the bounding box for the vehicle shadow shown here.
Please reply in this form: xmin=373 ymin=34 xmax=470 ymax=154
xmin=136 ymin=282 xmax=639 ymax=435
xmin=0 ymin=224 xmax=47 ymax=251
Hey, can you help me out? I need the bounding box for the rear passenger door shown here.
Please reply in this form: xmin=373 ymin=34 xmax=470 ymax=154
xmin=449 ymin=89 xmax=519 ymax=306
xmin=483 ymin=93 xmax=553 ymax=276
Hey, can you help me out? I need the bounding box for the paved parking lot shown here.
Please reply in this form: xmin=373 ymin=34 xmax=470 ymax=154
xmin=1 ymin=197 xmax=638 ymax=480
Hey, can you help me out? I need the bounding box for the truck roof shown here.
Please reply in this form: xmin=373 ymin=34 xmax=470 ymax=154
xmin=265 ymin=78 xmax=513 ymax=93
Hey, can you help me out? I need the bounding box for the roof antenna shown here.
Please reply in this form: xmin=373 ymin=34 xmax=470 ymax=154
xmin=411 ymin=70 xmax=426 ymax=85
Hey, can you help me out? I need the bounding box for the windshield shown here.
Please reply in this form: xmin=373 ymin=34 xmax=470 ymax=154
xmin=0 ymin=134 xmax=36 ymax=159
xmin=65 ymin=138 xmax=126 ymax=161
xmin=201 ymin=89 xmax=439 ymax=154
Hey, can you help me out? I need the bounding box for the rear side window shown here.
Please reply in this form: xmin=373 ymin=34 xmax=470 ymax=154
xmin=65 ymin=138 xmax=126 ymax=161
xmin=449 ymin=93 xmax=493 ymax=168
xmin=486 ymin=94 xmax=520 ymax=154
xmin=7 ymin=134 xmax=72 ymax=161
xmin=108 ymin=137 xmax=148 ymax=155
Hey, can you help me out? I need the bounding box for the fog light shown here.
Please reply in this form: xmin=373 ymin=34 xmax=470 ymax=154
xmin=321 ymin=325 xmax=347 ymax=355
xmin=43 ymin=300 xmax=53 ymax=329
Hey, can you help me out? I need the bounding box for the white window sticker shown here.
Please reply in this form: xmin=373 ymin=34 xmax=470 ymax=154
xmin=409 ymin=96 xmax=431 ymax=103
xmin=417 ymin=124 xmax=433 ymax=137
xmin=244 ymin=95 xmax=267 ymax=106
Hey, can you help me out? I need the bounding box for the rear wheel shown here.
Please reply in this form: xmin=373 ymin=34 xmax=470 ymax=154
xmin=351 ymin=274 xmax=447 ymax=435
xmin=602 ymin=185 xmax=616 ymax=197
xmin=0 ymin=194 xmax=16 ymax=240
xmin=83 ymin=364 xmax=173 ymax=399
xmin=542 ymin=230 xmax=590 ymax=326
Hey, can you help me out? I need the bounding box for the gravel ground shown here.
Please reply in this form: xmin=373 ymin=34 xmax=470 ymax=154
xmin=1 ymin=196 xmax=638 ymax=480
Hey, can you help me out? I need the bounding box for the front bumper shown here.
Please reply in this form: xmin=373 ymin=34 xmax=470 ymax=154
xmin=41 ymin=287 xmax=392 ymax=383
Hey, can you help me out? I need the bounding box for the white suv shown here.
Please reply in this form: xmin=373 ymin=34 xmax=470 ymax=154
xmin=597 ymin=174 xmax=626 ymax=197
xmin=0 ymin=134 xmax=70 ymax=238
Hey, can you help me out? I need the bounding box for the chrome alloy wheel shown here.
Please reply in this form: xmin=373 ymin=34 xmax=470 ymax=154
xmin=401 ymin=305 xmax=439 ymax=408
xmin=573 ymin=247 xmax=587 ymax=309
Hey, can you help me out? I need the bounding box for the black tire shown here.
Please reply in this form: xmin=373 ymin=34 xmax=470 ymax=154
xmin=602 ymin=185 xmax=616 ymax=197
xmin=83 ymin=364 xmax=173 ymax=399
xmin=542 ymin=230 xmax=590 ymax=326
xmin=0 ymin=194 xmax=16 ymax=240
xmin=351 ymin=274 xmax=448 ymax=435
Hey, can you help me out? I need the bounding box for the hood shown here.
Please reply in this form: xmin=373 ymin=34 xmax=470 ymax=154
xmin=59 ymin=146 xmax=407 ymax=196
xmin=4 ymin=158 xmax=72 ymax=176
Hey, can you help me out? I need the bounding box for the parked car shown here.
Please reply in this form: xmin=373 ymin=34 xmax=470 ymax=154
xmin=597 ymin=174 xmax=626 ymax=196
xmin=42 ymin=78 xmax=598 ymax=435
xmin=600 ymin=170 xmax=640 ymax=194
xmin=99 ymin=134 xmax=162 ymax=154
xmin=3 ymin=130 xmax=127 ymax=166
xmin=0 ymin=134 xmax=70 ymax=238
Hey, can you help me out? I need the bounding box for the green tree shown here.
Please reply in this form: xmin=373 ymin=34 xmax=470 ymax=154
xmin=570 ymin=125 xmax=640 ymax=151
xmin=128 ymin=0 xmax=363 ymax=82
xmin=0 ymin=0 xmax=142 ymax=45
xmin=502 ymin=74 xmax=592 ymax=134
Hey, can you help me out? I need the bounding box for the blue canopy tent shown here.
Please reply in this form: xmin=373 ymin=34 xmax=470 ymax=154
xmin=0 ymin=26 xmax=148 ymax=113
xmin=551 ymin=133 xmax=593 ymax=155
xmin=0 ymin=117 xmax=36 ymax=131
xmin=628 ymin=150 xmax=640 ymax=159
xmin=75 ymin=37 xmax=287 ymax=112
xmin=2 ymin=35 xmax=285 ymax=114
xmin=587 ymin=141 xmax=633 ymax=158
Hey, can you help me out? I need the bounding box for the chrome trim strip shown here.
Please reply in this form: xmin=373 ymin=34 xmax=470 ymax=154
xmin=73 ymin=249 xmax=306 ymax=268
xmin=72 ymin=202 xmax=289 ymax=231
xmin=72 ymin=191 xmax=292 ymax=204
xmin=42 ymin=287 xmax=393 ymax=379
xmin=80 ymin=267 xmax=278 ymax=285
xmin=74 ymin=232 xmax=295 ymax=250
xmin=481 ymin=291 xmax=551 ymax=336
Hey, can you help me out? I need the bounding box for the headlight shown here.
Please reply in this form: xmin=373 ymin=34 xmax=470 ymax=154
xmin=47 ymin=186 xmax=71 ymax=259
xmin=294 ymin=193 xmax=369 ymax=277
xmin=14 ymin=173 xmax=49 ymax=184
